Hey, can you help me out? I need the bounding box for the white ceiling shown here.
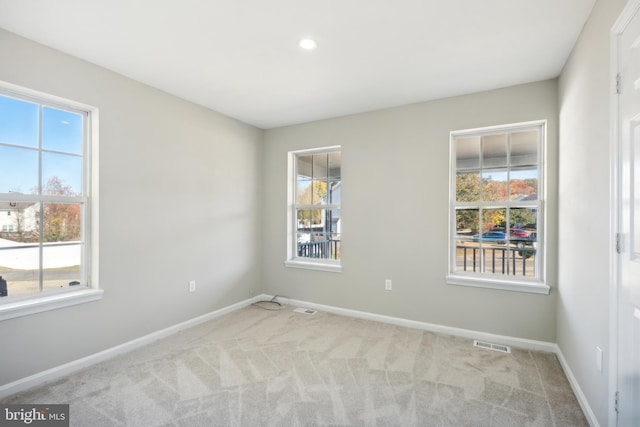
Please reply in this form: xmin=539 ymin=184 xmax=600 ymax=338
xmin=0 ymin=0 xmax=596 ymax=129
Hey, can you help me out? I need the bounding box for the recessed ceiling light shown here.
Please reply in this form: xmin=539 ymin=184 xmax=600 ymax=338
xmin=299 ymin=38 xmax=317 ymax=50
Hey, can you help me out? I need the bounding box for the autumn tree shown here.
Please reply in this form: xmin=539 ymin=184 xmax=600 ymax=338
xmin=455 ymin=173 xmax=480 ymax=202
xmin=456 ymin=173 xmax=537 ymax=232
xmin=38 ymin=177 xmax=81 ymax=242
xmin=509 ymin=179 xmax=537 ymax=199
xmin=297 ymin=181 xmax=327 ymax=226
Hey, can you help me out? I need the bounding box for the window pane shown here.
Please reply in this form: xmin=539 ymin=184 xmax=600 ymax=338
xmin=0 ymin=145 xmax=38 ymax=194
xmin=508 ymin=207 xmax=537 ymax=233
xmin=456 ymin=136 xmax=480 ymax=170
xmin=0 ymin=247 xmax=40 ymax=298
xmin=328 ymin=151 xmax=341 ymax=206
xmin=296 ymin=207 xmax=339 ymax=260
xmin=328 ymin=179 xmax=341 ymax=204
xmin=297 ymin=208 xmax=313 ymax=230
xmin=310 ymin=152 xmax=330 ymax=205
xmin=479 ymin=207 xmax=510 ymax=276
xmin=297 ymin=154 xmax=313 ymax=178
xmin=510 ymin=129 xmax=538 ymax=166
xmin=456 ymin=208 xmax=479 ymax=240
xmin=482 ymin=133 xmax=507 ymax=168
xmin=42 ymin=107 xmax=83 ymax=155
xmin=481 ymin=207 xmax=506 ymax=236
xmin=312 ymin=152 xmax=328 ymax=181
xmin=298 ymin=180 xmax=327 ymax=205
xmin=482 ymin=171 xmax=508 ymax=201
xmin=328 ymin=151 xmax=341 ymax=179
xmin=454 ymin=208 xmax=479 ymax=274
xmin=456 ymin=172 xmax=480 ymax=202
xmin=296 ymin=151 xmax=340 ymax=206
xmin=327 ymin=208 xmax=341 ymax=260
xmin=311 ymin=180 xmax=328 ymax=205
xmin=0 ymin=95 xmax=38 ymax=148
xmin=42 ymin=244 xmax=82 ymax=292
xmin=43 ymin=203 xmax=81 ymax=243
xmin=508 ymin=207 xmax=537 ymax=277
xmin=296 ymin=207 xmax=324 ymax=229
xmin=0 ymin=201 xmax=39 ymax=243
xmin=297 ymin=232 xmax=332 ymax=259
xmin=510 ymin=169 xmax=538 ymax=201
xmin=42 ymin=152 xmax=82 ymax=196
xmin=296 ymin=178 xmax=312 ymax=204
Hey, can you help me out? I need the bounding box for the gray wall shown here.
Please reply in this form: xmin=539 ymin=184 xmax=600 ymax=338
xmin=263 ymin=80 xmax=559 ymax=342
xmin=557 ymin=0 xmax=626 ymax=424
xmin=0 ymin=29 xmax=263 ymax=385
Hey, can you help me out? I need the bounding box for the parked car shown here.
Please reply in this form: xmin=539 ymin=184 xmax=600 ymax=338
xmin=473 ymin=228 xmax=534 ymax=242
xmin=509 ymin=228 xmax=528 ymax=237
xmin=492 ymin=227 xmax=528 ymax=237
xmin=472 ymin=231 xmax=507 ymax=244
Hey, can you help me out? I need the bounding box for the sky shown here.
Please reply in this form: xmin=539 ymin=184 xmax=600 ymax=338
xmin=0 ymin=94 xmax=83 ymax=195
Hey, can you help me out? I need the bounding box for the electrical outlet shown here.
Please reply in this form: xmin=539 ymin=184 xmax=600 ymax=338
xmin=189 ymin=280 xmax=196 ymax=293
xmin=385 ymin=279 xmax=392 ymax=291
xmin=596 ymin=346 xmax=603 ymax=372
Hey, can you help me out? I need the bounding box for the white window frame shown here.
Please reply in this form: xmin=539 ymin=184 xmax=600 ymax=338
xmin=0 ymin=82 xmax=101 ymax=321
xmin=285 ymin=146 xmax=342 ymax=273
xmin=446 ymin=120 xmax=549 ymax=294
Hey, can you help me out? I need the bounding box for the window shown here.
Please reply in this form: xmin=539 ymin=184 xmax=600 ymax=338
xmin=447 ymin=121 xmax=549 ymax=294
xmin=286 ymin=146 xmax=341 ymax=272
xmin=0 ymin=84 xmax=101 ymax=320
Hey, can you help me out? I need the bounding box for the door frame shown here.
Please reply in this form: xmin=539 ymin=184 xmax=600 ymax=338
xmin=610 ymin=1 xmax=640 ymax=425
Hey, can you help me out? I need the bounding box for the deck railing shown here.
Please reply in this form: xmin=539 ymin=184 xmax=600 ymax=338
xmin=298 ymin=240 xmax=341 ymax=260
xmin=456 ymin=245 xmax=536 ymax=277
xmin=297 ymin=241 xmax=533 ymax=275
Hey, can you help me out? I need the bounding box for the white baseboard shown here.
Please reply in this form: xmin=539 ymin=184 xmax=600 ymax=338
xmin=555 ymin=346 xmax=600 ymax=427
xmin=264 ymin=294 xmax=599 ymax=427
xmin=0 ymin=295 xmax=263 ymax=400
xmin=265 ymin=294 xmax=556 ymax=352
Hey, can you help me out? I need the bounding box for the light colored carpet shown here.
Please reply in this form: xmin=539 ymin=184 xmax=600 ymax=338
xmin=2 ymin=304 xmax=588 ymax=426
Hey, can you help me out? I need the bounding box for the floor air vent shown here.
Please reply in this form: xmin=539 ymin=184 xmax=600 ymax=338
xmin=293 ymin=307 xmax=318 ymax=315
xmin=473 ymin=340 xmax=511 ymax=354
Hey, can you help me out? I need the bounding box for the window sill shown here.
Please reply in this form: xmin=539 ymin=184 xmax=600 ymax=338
xmin=285 ymin=260 xmax=342 ymax=273
xmin=446 ymin=275 xmax=550 ymax=295
xmin=0 ymin=288 xmax=104 ymax=321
